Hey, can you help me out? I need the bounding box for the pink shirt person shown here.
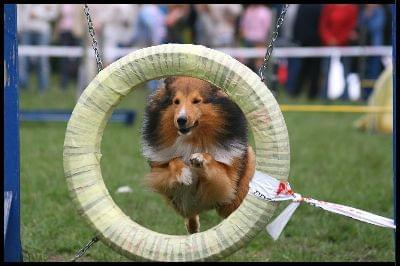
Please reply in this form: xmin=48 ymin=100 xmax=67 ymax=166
xmin=59 ymin=4 xmax=75 ymax=32
xmin=240 ymin=5 xmax=272 ymax=44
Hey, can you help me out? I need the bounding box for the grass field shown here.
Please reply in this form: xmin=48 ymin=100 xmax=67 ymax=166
xmin=19 ymin=75 xmax=395 ymax=262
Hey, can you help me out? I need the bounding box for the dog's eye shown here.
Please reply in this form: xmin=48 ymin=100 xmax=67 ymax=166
xmin=192 ymin=99 xmax=201 ymax=104
xmin=174 ymin=99 xmax=180 ymax=105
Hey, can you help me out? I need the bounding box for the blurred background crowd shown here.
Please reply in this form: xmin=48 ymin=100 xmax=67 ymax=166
xmin=17 ymin=4 xmax=393 ymax=101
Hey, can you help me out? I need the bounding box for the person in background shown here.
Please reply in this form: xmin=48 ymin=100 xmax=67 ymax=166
xmin=207 ymin=4 xmax=243 ymax=47
xmin=194 ymin=4 xmax=215 ymax=46
xmin=55 ymin=4 xmax=83 ymax=91
xmin=131 ymin=4 xmax=166 ymax=47
xmin=319 ymin=4 xmax=359 ymax=100
xmin=277 ymin=4 xmax=298 ymax=96
xmin=359 ymin=4 xmax=386 ymax=100
xmin=274 ymin=4 xmax=299 ymax=93
xmin=17 ymin=4 xmax=58 ymax=92
xmin=102 ymin=4 xmax=138 ymax=65
xmin=81 ymin=4 xmax=109 ymax=87
xmin=278 ymin=4 xmax=299 ymax=47
xmin=285 ymin=4 xmax=322 ymax=99
xmin=239 ymin=4 xmax=272 ymax=72
xmin=186 ymin=5 xmax=198 ymax=44
xmin=195 ymin=4 xmax=243 ymax=48
xmin=382 ymin=4 xmax=392 ymax=46
xmin=74 ymin=4 xmax=110 ymax=97
xmin=131 ymin=4 xmax=167 ymax=92
xmin=165 ymin=4 xmax=191 ymax=44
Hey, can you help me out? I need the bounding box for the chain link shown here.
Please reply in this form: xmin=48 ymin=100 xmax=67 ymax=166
xmin=70 ymin=236 xmax=99 ymax=262
xmin=259 ymin=4 xmax=289 ymax=84
xmin=83 ymin=4 xmax=103 ymax=73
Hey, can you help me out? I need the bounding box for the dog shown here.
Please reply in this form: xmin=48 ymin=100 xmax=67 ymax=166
xmin=141 ymin=76 xmax=255 ymax=234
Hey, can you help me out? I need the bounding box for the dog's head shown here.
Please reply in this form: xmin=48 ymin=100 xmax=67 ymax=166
xmin=161 ymin=76 xmax=226 ymax=137
xmin=144 ymin=76 xmax=248 ymax=150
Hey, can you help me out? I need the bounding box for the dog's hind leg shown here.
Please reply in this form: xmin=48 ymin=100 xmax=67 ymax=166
xmin=185 ymin=214 xmax=200 ymax=234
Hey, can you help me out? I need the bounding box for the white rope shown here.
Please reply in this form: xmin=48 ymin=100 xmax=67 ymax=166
xmin=18 ymin=45 xmax=392 ymax=59
xmin=248 ymin=171 xmax=396 ymax=240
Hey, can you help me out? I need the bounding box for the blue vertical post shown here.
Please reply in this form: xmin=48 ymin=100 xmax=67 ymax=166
xmin=4 ymin=3 xmax=23 ymax=262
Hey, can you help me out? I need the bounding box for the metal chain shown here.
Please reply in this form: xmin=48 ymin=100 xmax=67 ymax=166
xmin=70 ymin=236 xmax=99 ymax=262
xmin=69 ymin=6 xmax=103 ymax=262
xmin=83 ymin=4 xmax=103 ymax=73
xmin=259 ymin=4 xmax=289 ymax=84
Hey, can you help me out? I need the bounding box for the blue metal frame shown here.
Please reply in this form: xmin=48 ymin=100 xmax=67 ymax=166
xmin=19 ymin=109 xmax=136 ymax=125
xmin=4 ymin=3 xmax=23 ymax=262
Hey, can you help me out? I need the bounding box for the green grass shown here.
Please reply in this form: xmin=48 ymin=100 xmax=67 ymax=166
xmin=19 ymin=75 xmax=394 ymax=262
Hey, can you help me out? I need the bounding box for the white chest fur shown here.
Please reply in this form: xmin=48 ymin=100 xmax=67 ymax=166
xmin=142 ymin=135 xmax=245 ymax=165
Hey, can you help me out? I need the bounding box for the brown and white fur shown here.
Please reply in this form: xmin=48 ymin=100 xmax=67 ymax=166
xmin=141 ymin=76 xmax=255 ymax=234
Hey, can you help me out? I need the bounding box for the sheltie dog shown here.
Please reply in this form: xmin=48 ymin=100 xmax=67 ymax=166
xmin=141 ymin=76 xmax=255 ymax=234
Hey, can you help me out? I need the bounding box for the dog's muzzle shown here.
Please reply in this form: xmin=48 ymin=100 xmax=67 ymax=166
xmin=178 ymin=121 xmax=199 ymax=135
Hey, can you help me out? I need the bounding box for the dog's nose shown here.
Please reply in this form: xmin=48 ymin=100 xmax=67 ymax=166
xmin=177 ymin=116 xmax=187 ymax=127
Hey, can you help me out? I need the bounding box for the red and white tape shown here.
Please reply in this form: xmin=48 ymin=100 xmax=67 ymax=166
xmin=248 ymin=171 xmax=396 ymax=240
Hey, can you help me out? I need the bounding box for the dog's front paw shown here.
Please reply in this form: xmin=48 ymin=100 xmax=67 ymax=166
xmin=190 ymin=153 xmax=212 ymax=168
xmin=177 ymin=167 xmax=192 ymax=185
xmin=189 ymin=153 xmax=205 ymax=168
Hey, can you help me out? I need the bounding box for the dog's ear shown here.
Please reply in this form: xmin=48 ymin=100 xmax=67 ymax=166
xmin=147 ymin=79 xmax=174 ymax=111
xmin=164 ymin=76 xmax=177 ymax=90
xmin=211 ymin=84 xmax=228 ymax=98
xmin=148 ymin=86 xmax=167 ymax=111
